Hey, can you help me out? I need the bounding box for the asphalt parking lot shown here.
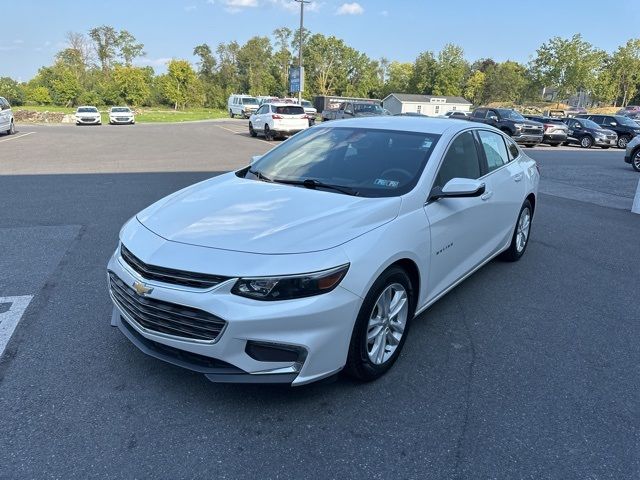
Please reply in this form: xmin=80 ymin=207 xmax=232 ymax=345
xmin=1 ymin=120 xmax=639 ymax=479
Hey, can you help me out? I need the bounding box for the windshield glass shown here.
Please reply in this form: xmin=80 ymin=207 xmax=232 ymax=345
xmin=354 ymin=103 xmax=384 ymax=114
xmin=241 ymin=97 xmax=258 ymax=105
xmin=498 ymin=109 xmax=525 ymax=121
xmin=301 ymin=100 xmax=313 ymax=108
xmin=111 ymin=107 xmax=130 ymax=112
xmin=580 ymin=119 xmax=600 ymax=129
xmin=78 ymin=107 xmax=98 ymax=113
xmin=247 ymin=127 xmax=440 ymax=197
xmin=616 ymin=116 xmax=638 ymax=127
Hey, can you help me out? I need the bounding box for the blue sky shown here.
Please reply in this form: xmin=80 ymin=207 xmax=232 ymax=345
xmin=3 ymin=0 xmax=640 ymax=81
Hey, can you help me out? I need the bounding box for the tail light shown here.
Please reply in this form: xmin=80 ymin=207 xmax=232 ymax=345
xmin=543 ymin=124 xmax=552 ymax=131
xmin=272 ymin=114 xmax=283 ymax=119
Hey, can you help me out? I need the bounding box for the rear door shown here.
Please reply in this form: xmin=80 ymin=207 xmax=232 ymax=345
xmin=424 ymin=130 xmax=494 ymax=300
xmin=274 ymin=105 xmax=307 ymax=130
xmin=476 ymin=130 xmax=526 ymax=250
xmin=0 ymin=98 xmax=7 ymax=130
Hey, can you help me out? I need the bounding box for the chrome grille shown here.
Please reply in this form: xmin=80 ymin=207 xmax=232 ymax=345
xmin=120 ymin=244 xmax=229 ymax=289
xmin=109 ymin=272 xmax=226 ymax=342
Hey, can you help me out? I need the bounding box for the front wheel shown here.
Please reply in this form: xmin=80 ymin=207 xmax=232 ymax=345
xmin=8 ymin=121 xmax=15 ymax=135
xmin=632 ymin=150 xmax=640 ymax=172
xmin=618 ymin=135 xmax=630 ymax=149
xmin=580 ymin=136 xmax=593 ymax=148
xmin=249 ymin=122 xmax=257 ymax=137
xmin=346 ymin=266 xmax=414 ymax=381
xmin=229 ymin=110 xmax=234 ymax=118
xmin=550 ymin=142 xmax=561 ymax=147
xmin=501 ymin=200 xmax=533 ymax=262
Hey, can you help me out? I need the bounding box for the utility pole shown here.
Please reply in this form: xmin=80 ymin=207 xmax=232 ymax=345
xmin=294 ymin=0 xmax=309 ymax=103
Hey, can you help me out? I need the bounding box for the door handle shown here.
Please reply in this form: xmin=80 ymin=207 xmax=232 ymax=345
xmin=513 ymin=173 xmax=523 ymax=182
xmin=481 ymin=191 xmax=493 ymax=201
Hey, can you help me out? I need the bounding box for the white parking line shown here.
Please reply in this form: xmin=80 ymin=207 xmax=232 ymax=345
xmin=0 ymin=132 xmax=36 ymax=144
xmin=216 ymin=125 xmax=273 ymax=144
xmin=0 ymin=295 xmax=33 ymax=357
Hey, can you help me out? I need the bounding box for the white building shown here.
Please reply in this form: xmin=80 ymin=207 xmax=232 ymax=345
xmin=382 ymin=93 xmax=472 ymax=116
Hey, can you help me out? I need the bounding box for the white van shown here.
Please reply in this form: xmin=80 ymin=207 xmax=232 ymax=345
xmin=0 ymin=97 xmax=15 ymax=135
xmin=228 ymin=94 xmax=259 ymax=118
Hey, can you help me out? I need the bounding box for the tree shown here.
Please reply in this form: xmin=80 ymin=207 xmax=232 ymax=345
xmin=117 ymin=30 xmax=145 ymax=65
xmin=409 ymin=51 xmax=437 ymax=94
xmin=530 ymin=34 xmax=602 ymax=106
xmin=382 ymin=62 xmax=413 ymax=97
xmin=464 ymin=70 xmax=485 ymax=105
xmin=237 ymin=36 xmax=275 ymax=95
xmin=432 ymin=44 xmax=468 ymax=96
xmin=112 ymin=65 xmax=151 ymax=105
xmin=483 ymin=61 xmax=528 ymax=103
xmin=25 ymin=85 xmax=52 ymax=105
xmin=610 ymin=39 xmax=640 ymax=106
xmin=89 ymin=25 xmax=119 ymax=72
xmin=50 ymin=65 xmax=82 ymax=106
xmin=159 ymin=60 xmax=204 ymax=109
xmin=193 ymin=43 xmax=217 ymax=79
xmin=0 ymin=77 xmax=25 ymax=105
xmin=272 ymin=27 xmax=293 ymax=96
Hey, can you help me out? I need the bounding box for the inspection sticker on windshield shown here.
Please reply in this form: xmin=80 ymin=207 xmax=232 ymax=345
xmin=374 ymin=178 xmax=399 ymax=188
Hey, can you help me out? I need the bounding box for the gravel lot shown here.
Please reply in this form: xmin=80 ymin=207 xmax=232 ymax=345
xmin=1 ymin=121 xmax=639 ymax=479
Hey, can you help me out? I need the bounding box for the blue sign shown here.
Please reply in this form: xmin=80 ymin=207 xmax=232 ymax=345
xmin=289 ymin=66 xmax=304 ymax=93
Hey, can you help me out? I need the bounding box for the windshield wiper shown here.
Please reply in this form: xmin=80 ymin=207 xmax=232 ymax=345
xmin=248 ymin=169 xmax=273 ymax=182
xmin=272 ymin=178 xmax=359 ymax=196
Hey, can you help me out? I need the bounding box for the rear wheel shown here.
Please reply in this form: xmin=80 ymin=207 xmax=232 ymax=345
xmin=618 ymin=135 xmax=630 ymax=149
xmin=229 ymin=110 xmax=234 ymax=118
xmin=501 ymin=200 xmax=533 ymax=262
xmin=8 ymin=121 xmax=15 ymax=135
xmin=264 ymin=125 xmax=273 ymax=141
xmin=346 ymin=266 xmax=415 ymax=381
xmin=580 ymin=136 xmax=593 ymax=148
xmin=249 ymin=122 xmax=257 ymax=137
xmin=633 ymin=150 xmax=640 ymax=172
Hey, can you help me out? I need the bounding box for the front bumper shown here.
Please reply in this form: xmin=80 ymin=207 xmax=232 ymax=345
xmin=513 ymin=133 xmax=543 ymax=145
xmin=594 ymin=136 xmax=617 ymax=146
xmin=542 ymin=132 xmax=567 ymax=144
xmin=76 ymin=117 xmax=101 ymax=124
xmin=107 ymin=245 xmax=361 ymax=386
xmin=110 ymin=116 xmax=134 ymax=124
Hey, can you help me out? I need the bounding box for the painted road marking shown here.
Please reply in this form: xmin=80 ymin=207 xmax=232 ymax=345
xmin=0 ymin=132 xmax=36 ymax=144
xmin=215 ymin=125 xmax=273 ymax=145
xmin=0 ymin=295 xmax=33 ymax=357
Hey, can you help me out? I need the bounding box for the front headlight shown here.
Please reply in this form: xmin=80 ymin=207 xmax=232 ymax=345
xmin=514 ymin=123 xmax=524 ymax=129
xmin=595 ymin=132 xmax=606 ymax=137
xmin=231 ymin=264 xmax=350 ymax=301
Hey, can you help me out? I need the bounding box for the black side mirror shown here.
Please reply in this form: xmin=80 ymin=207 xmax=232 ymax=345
xmin=429 ymin=179 xmax=486 ymax=201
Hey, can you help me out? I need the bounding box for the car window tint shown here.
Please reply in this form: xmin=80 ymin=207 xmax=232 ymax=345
xmin=435 ymin=131 xmax=481 ymax=188
xmin=275 ymin=106 xmax=305 ymax=115
xmin=505 ymin=137 xmax=520 ymax=160
xmin=478 ymin=130 xmax=509 ymax=172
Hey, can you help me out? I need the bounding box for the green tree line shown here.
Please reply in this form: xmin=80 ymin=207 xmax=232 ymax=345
xmin=2 ymin=26 xmax=639 ymax=109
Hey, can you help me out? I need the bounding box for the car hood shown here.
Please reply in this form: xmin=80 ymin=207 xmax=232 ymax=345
xmin=136 ymin=172 xmax=401 ymax=254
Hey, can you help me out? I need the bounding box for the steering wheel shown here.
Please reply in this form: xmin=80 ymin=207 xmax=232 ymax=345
xmin=379 ymin=168 xmax=413 ymax=183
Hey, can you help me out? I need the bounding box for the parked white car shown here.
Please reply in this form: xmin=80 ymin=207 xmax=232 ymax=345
xmin=301 ymin=99 xmax=317 ymax=125
xmin=249 ymin=103 xmax=308 ymax=140
xmin=109 ymin=106 xmax=135 ymax=125
xmin=228 ymin=94 xmax=259 ymax=118
xmin=75 ymin=106 xmax=101 ymax=125
xmin=0 ymin=96 xmax=14 ymax=135
xmin=108 ymin=117 xmax=539 ymax=386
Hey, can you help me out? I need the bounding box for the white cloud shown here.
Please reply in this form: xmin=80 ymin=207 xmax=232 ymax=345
xmin=136 ymin=57 xmax=172 ymax=67
xmin=224 ymin=0 xmax=258 ymax=12
xmin=336 ymin=2 xmax=363 ymax=15
xmin=269 ymin=0 xmax=321 ymax=12
xmin=184 ymin=4 xmax=197 ymax=11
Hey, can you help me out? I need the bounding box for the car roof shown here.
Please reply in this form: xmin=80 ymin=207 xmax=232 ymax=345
xmin=267 ymin=102 xmax=305 ymax=107
xmin=77 ymin=106 xmax=98 ymax=109
xmin=322 ymin=116 xmax=478 ymax=135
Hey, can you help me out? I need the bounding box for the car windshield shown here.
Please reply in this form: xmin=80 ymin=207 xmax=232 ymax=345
xmin=246 ymin=127 xmax=440 ymax=198
xmin=498 ymin=109 xmax=525 ymax=121
xmin=580 ymin=119 xmax=600 ymax=129
xmin=241 ymin=98 xmax=258 ymax=105
xmin=354 ymin=104 xmax=384 ymax=114
xmin=615 ymin=116 xmax=638 ymax=127
xmin=112 ymin=107 xmax=130 ymax=112
xmin=78 ymin=107 xmax=98 ymax=113
xmin=301 ymin=101 xmax=313 ymax=108
xmin=275 ymin=106 xmax=305 ymax=115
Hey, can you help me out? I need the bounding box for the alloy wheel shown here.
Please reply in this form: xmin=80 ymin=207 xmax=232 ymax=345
xmin=516 ymin=207 xmax=531 ymax=253
xmin=618 ymin=136 xmax=629 ymax=148
xmin=633 ymin=152 xmax=640 ymax=172
xmin=581 ymin=137 xmax=592 ymax=148
xmin=366 ymin=283 xmax=408 ymax=365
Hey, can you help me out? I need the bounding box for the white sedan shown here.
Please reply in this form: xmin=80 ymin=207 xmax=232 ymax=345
xmin=108 ymin=106 xmax=135 ymax=125
xmin=75 ymin=106 xmax=101 ymax=125
xmin=107 ymin=117 xmax=539 ymax=386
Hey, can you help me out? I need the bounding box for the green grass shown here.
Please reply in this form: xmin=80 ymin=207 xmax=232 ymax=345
xmin=14 ymin=105 xmax=229 ymax=123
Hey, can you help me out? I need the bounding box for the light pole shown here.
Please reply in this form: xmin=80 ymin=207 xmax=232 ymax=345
xmin=294 ymin=0 xmax=309 ymax=103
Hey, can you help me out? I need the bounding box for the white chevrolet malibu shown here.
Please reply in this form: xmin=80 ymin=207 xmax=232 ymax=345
xmin=108 ymin=106 xmax=135 ymax=125
xmin=107 ymin=117 xmax=539 ymax=386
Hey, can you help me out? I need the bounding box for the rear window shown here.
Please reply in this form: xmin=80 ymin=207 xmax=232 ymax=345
xmin=275 ymin=106 xmax=305 ymax=115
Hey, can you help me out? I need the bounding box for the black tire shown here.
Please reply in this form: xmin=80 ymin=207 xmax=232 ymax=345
xmin=617 ymin=135 xmax=630 ymax=149
xmin=550 ymin=143 xmax=561 ymax=147
xmin=632 ymin=150 xmax=640 ymax=172
xmin=500 ymin=199 xmax=533 ymax=262
xmin=229 ymin=110 xmax=234 ymax=118
xmin=249 ymin=122 xmax=257 ymax=137
xmin=601 ymin=146 xmax=610 ymax=149
xmin=562 ymin=141 xmax=571 ymax=146
xmin=7 ymin=121 xmax=15 ymax=135
xmin=345 ymin=266 xmax=415 ymax=381
xmin=264 ymin=125 xmax=273 ymax=141
xmin=524 ymin=144 xmax=535 ymax=148
xmin=580 ymin=136 xmax=593 ymax=148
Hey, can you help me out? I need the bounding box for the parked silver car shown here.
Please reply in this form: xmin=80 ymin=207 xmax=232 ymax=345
xmin=0 ymin=96 xmax=15 ymax=135
xmin=623 ymin=135 xmax=640 ymax=172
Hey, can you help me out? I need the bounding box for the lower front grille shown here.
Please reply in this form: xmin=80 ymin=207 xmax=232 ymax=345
xmin=109 ymin=272 xmax=226 ymax=342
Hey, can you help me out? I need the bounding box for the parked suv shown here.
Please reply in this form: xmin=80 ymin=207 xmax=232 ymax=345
xmin=0 ymin=96 xmax=15 ymax=135
xmin=524 ymin=115 xmax=569 ymax=146
xmin=469 ymin=108 xmax=543 ymax=147
xmin=562 ymin=117 xmax=617 ymax=149
xmin=228 ymin=94 xmax=259 ymax=118
xmin=576 ymin=114 xmax=640 ymax=148
xmin=249 ymin=103 xmax=308 ymax=140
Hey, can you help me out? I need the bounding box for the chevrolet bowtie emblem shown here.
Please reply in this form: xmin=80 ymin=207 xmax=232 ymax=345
xmin=132 ymin=281 xmax=153 ymax=296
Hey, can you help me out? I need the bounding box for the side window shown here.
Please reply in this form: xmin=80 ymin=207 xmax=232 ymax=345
xmin=478 ymin=130 xmax=509 ymax=172
xmin=472 ymin=109 xmax=485 ymax=118
xmin=590 ymin=115 xmax=603 ymax=124
xmin=605 ymin=116 xmax=617 ymax=125
xmin=435 ymin=131 xmax=481 ymax=188
xmin=505 ymin=137 xmax=520 ymax=160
